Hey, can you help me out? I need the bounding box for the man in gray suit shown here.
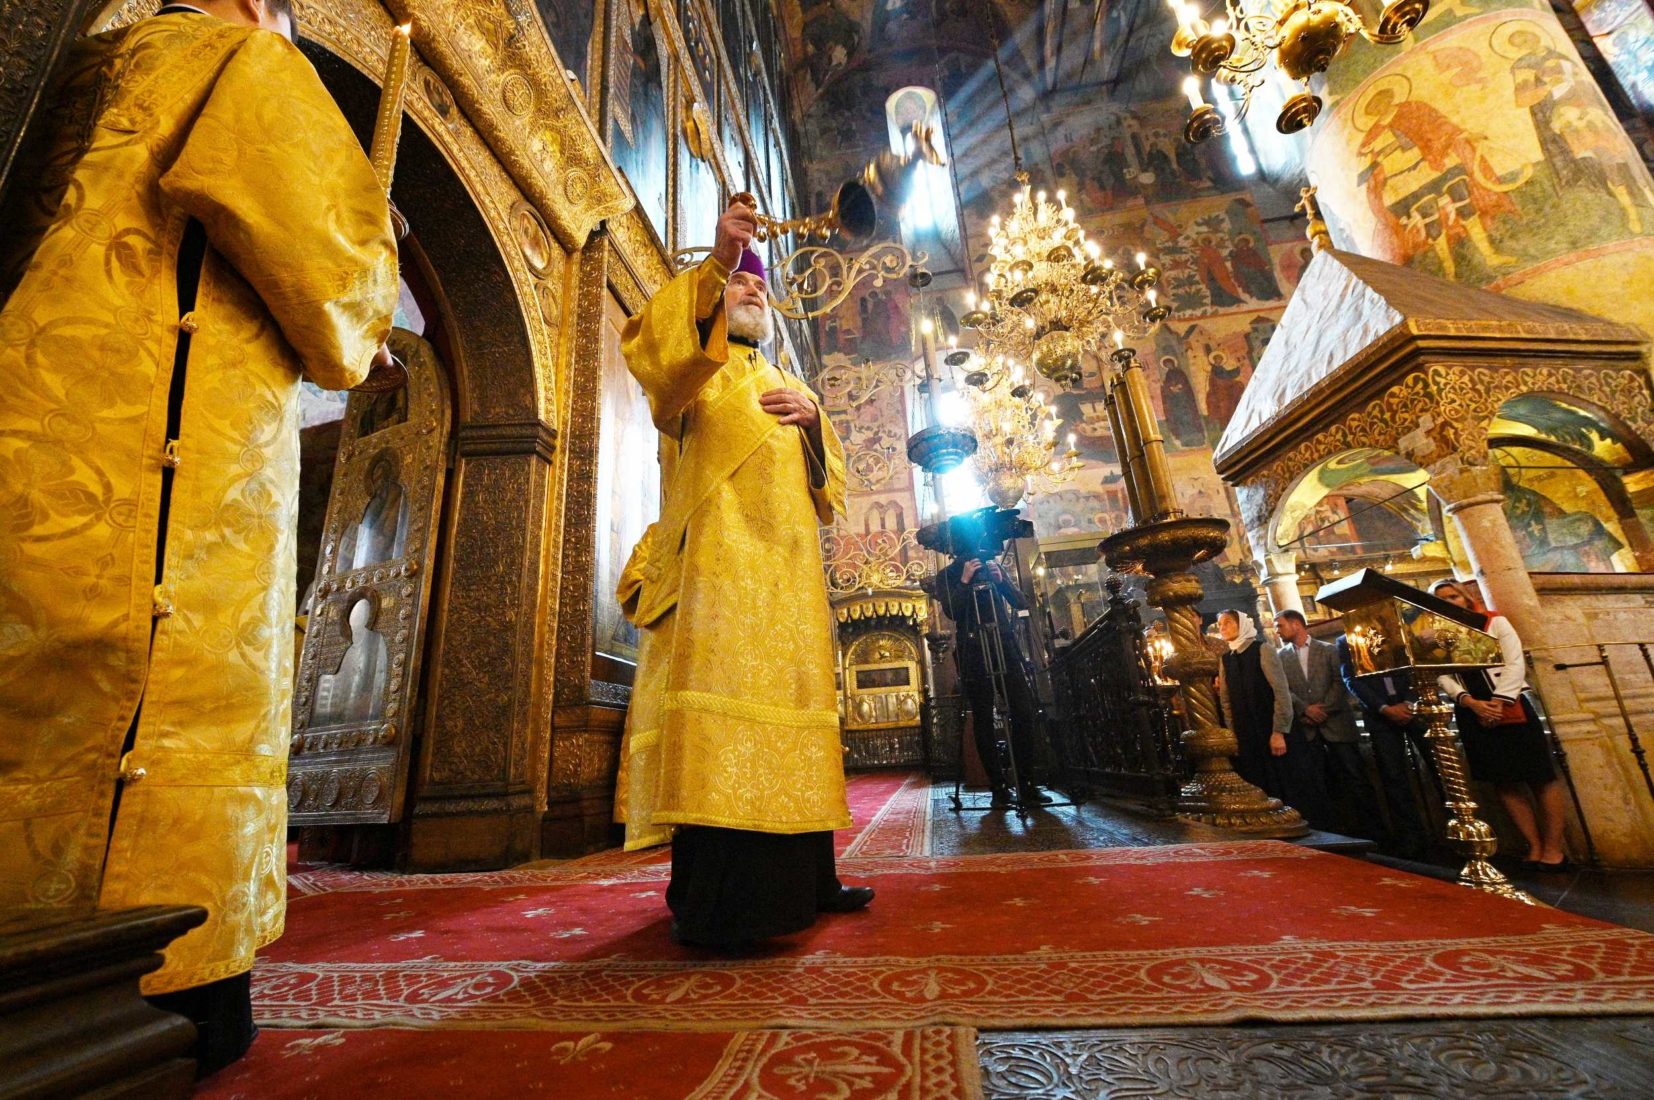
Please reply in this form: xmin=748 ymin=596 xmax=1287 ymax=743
xmin=1276 ymin=609 xmax=1381 ymax=838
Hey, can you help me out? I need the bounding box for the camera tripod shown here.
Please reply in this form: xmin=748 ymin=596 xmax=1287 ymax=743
xmin=947 ymin=569 xmax=1073 ymax=819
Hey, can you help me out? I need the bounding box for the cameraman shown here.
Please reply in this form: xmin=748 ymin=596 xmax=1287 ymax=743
xmin=938 ymin=555 xmax=1051 ymax=809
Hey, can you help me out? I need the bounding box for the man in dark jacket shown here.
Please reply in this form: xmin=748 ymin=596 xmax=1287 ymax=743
xmin=1336 ymin=634 xmax=1435 ymax=859
xmin=938 ymin=556 xmax=1050 ymax=808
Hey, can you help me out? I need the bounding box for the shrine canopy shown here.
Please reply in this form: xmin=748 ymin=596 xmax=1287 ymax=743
xmin=1212 ymin=249 xmax=1645 ymax=481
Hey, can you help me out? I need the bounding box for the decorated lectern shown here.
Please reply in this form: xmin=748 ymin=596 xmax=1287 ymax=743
xmin=1315 ymin=570 xmax=1536 ymax=904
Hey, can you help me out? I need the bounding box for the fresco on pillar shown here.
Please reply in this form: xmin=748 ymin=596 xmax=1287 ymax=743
xmin=1311 ymin=9 xmax=1654 ymax=292
xmin=1318 ymin=0 xmax=1549 ymax=106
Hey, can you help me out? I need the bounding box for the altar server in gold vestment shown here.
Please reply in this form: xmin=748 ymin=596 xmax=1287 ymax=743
xmin=615 ymin=202 xmax=874 ymax=947
xmin=0 ymin=0 xmax=397 ymax=1072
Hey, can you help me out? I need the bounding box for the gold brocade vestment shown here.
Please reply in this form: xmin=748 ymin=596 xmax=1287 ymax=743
xmin=615 ymin=259 xmax=851 ymax=850
xmin=0 ymin=15 xmax=397 ymax=992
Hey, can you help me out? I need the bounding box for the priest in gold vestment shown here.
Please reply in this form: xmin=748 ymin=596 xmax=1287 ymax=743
xmin=615 ymin=203 xmax=873 ymax=947
xmin=0 ymin=0 xmax=397 ymax=1071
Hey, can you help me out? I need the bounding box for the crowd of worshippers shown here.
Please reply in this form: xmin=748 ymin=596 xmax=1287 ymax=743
xmin=1210 ymin=579 xmax=1573 ymax=872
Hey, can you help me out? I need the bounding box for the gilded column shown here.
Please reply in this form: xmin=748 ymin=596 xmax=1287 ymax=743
xmin=1306 ymin=0 xmax=1654 ymax=336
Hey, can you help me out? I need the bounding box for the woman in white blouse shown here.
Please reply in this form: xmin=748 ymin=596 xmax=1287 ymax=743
xmin=1431 ymin=579 xmax=1570 ymax=872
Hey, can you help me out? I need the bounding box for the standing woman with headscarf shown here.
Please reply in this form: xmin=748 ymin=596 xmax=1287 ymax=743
xmin=1216 ymin=609 xmax=1333 ymax=827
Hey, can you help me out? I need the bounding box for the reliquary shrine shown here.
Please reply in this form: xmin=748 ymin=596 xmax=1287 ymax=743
xmin=1215 ymin=246 xmax=1654 ymax=865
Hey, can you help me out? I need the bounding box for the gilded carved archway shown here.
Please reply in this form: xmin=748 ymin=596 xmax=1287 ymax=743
xmin=1241 ymin=364 xmax=1654 ymax=543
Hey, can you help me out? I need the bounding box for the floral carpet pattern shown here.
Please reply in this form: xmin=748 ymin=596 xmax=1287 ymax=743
xmin=199 ymin=1025 xmax=983 ymax=1099
xmin=256 ymin=839 xmax=1654 ymax=1032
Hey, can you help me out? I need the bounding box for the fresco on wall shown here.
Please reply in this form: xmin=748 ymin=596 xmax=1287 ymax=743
xmin=1494 ymin=444 xmax=1634 ymax=572
xmin=1312 ymin=12 xmax=1654 ymax=286
xmin=829 ymin=394 xmax=909 ymax=494
xmin=1574 ymin=0 xmax=1654 ymax=114
xmin=1271 ymin=240 xmax=1316 ymax=294
xmin=610 ymin=0 xmax=671 ymax=244
xmin=537 ymin=1 xmax=598 ymax=91
xmin=1042 ymin=93 xmax=1239 ymax=208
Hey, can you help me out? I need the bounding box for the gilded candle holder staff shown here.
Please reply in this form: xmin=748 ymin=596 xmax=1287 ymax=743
xmin=355 ymin=21 xmax=414 ymax=395
xmin=370 ymin=22 xmax=413 ymax=194
xmin=1316 ymin=569 xmax=1536 ymax=904
xmin=1169 ymin=0 xmax=1428 ymax=141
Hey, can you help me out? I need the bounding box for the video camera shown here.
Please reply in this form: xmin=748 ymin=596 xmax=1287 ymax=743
xmin=916 ymin=506 xmax=1034 ymax=564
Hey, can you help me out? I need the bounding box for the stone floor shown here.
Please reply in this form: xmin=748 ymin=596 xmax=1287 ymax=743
xmin=928 ymin=783 xmax=1654 ymax=1099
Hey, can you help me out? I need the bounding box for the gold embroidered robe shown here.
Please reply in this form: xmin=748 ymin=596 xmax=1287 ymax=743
xmin=0 ymin=14 xmax=397 ymax=992
xmin=614 ymin=259 xmax=850 ymax=850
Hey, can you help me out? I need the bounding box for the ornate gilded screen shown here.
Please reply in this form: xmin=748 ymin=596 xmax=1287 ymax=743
xmin=842 ymin=631 xmax=922 ymax=732
xmin=288 ymin=330 xmax=452 ymax=824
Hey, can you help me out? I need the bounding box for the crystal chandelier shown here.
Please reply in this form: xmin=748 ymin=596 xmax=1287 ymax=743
xmin=964 ymin=363 xmax=1082 ymax=509
xmin=961 ymin=181 xmax=1168 ymax=389
xmin=1170 ymin=0 xmax=1429 ymax=141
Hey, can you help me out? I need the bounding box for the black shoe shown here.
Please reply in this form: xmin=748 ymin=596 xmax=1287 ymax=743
xmin=989 ymin=789 xmax=1012 ymax=809
xmin=1018 ymin=787 xmax=1054 ymax=807
xmin=820 ymin=885 xmax=875 ymax=913
xmin=670 ymin=920 xmax=755 ymax=949
xmin=1530 ymin=858 xmax=1577 ymax=874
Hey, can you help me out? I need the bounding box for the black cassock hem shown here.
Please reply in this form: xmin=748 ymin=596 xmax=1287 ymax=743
xmin=667 ymin=826 xmax=842 ymax=944
xmin=145 ymin=970 xmax=256 ymax=1078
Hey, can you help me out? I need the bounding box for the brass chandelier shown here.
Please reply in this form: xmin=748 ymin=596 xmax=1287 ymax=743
xmin=961 ymin=182 xmax=1168 ymax=389
xmin=958 ymin=14 xmax=1168 ymax=392
xmin=964 ymin=363 xmax=1083 ymax=509
xmin=1171 ymin=0 xmax=1430 ymax=141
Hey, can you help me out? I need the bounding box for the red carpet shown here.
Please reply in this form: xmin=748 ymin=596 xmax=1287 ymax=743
xmin=286 ymin=771 xmax=920 ymax=897
xmin=256 ymin=840 xmax=1654 ymax=1030
xmin=198 ymin=1025 xmax=982 ymax=1099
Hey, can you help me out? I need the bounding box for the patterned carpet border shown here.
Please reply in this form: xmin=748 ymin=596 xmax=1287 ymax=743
xmin=198 ymin=1025 xmax=983 ymax=1100
xmin=283 ymin=841 xmax=1322 ymax=896
xmin=841 ymin=773 xmax=931 ymax=860
xmin=252 ymin=924 xmax=1654 ymax=1032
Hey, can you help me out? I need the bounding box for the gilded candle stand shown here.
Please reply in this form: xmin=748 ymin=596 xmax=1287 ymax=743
xmin=1317 ymin=569 xmax=1536 ymax=905
xmin=1099 ymin=338 xmax=1305 ymax=836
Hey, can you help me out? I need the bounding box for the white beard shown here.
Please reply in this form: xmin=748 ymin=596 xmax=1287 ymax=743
xmin=727 ymin=301 xmax=774 ymax=345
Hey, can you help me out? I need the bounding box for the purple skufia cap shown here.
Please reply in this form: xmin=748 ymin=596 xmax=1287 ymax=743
xmin=734 ymin=247 xmax=765 ymax=281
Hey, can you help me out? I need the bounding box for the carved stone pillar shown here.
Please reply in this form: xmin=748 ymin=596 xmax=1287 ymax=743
xmin=1258 ymin=551 xmax=1305 ymax=619
xmin=1429 ymin=463 xmax=1572 ymax=645
xmin=1430 ymin=460 xmax=1654 ymax=865
xmin=405 ymin=421 xmax=557 ymax=871
xmin=1306 ymin=1 xmax=1654 ymax=336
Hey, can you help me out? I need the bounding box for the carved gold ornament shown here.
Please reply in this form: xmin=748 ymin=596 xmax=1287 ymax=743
xmin=822 ymin=528 xmax=929 ymax=596
xmin=385 ymin=0 xmax=631 ymax=250
xmin=1171 ymin=0 xmax=1429 ymax=140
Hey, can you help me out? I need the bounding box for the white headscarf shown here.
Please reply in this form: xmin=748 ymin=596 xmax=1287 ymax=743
xmin=1225 ymin=613 xmax=1258 ymax=653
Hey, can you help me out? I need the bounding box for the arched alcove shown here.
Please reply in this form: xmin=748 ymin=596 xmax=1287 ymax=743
xmin=1485 ymin=392 xmax=1654 ymax=573
xmin=298 ymin=43 xmax=538 ymax=425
